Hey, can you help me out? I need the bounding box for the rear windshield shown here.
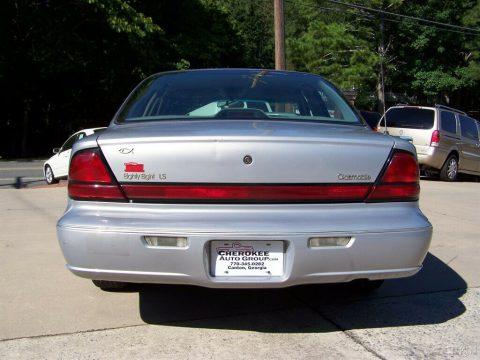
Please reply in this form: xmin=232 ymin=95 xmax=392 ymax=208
xmin=116 ymin=70 xmax=361 ymax=125
xmin=383 ymin=108 xmax=435 ymax=129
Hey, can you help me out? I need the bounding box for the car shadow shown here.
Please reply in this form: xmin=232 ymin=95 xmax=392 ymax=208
xmin=136 ymin=253 xmax=466 ymax=333
xmin=421 ymin=174 xmax=479 ymax=183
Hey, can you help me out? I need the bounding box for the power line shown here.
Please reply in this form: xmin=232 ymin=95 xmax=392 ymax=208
xmin=285 ymin=0 xmax=480 ymax=37
xmin=380 ymin=16 xmax=480 ymax=37
xmin=284 ymin=0 xmax=378 ymax=23
xmin=326 ymin=0 xmax=480 ymax=34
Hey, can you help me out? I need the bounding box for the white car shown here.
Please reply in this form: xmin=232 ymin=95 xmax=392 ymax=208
xmin=44 ymin=128 xmax=105 ymax=184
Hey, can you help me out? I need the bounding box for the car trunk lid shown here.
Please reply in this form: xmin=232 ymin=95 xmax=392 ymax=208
xmin=97 ymin=120 xmax=394 ymax=189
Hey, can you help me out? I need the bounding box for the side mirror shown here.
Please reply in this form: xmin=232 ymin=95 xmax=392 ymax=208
xmin=53 ymin=148 xmax=60 ymax=154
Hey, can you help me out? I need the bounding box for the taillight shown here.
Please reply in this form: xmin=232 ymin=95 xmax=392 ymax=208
xmin=121 ymin=184 xmax=371 ymax=203
xmin=68 ymin=148 xmax=125 ymax=201
xmin=430 ymin=130 xmax=440 ymax=147
xmin=366 ymin=151 xmax=419 ymax=202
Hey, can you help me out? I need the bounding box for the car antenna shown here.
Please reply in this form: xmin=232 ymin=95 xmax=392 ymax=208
xmin=380 ymin=106 xmax=388 ymax=135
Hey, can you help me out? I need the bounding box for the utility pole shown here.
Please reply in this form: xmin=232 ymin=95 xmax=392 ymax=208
xmin=274 ymin=0 xmax=286 ymax=70
xmin=378 ymin=14 xmax=386 ymax=115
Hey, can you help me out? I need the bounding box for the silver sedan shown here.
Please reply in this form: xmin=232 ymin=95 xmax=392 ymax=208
xmin=57 ymin=69 xmax=432 ymax=291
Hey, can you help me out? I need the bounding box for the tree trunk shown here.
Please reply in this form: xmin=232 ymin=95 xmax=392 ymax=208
xmin=377 ymin=80 xmax=385 ymax=114
xmin=377 ymin=15 xmax=386 ymax=114
xmin=21 ymin=99 xmax=30 ymax=158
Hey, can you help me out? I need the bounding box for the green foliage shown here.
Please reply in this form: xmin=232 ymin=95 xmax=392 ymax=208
xmin=2 ymin=0 xmax=480 ymax=157
xmin=288 ymin=20 xmax=378 ymax=90
xmin=175 ymin=59 xmax=191 ymax=70
xmin=413 ymin=70 xmax=465 ymax=96
xmin=0 ymin=0 xmax=242 ymax=157
xmin=202 ymin=0 xmax=274 ymax=67
xmin=385 ymin=0 xmax=479 ymax=104
xmin=85 ymin=0 xmax=162 ymax=37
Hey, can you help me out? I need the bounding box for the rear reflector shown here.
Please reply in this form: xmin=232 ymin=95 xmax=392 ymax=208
xmin=366 ymin=151 xmax=420 ymax=202
xmin=366 ymin=183 xmax=420 ymax=201
xmin=68 ymin=183 xmax=125 ymax=200
xmin=68 ymin=148 xmax=125 ymax=201
xmin=121 ymin=184 xmax=372 ymax=203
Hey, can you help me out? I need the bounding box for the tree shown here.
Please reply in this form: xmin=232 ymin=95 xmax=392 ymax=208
xmin=385 ymin=0 xmax=478 ymax=106
xmin=201 ymin=0 xmax=275 ymax=68
xmin=0 ymin=0 xmax=242 ymax=157
xmin=1 ymin=0 xmax=167 ymax=157
xmin=286 ymin=0 xmax=382 ymax=109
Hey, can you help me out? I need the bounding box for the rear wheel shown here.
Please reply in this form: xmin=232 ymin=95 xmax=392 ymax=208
xmin=92 ymin=280 xmax=128 ymax=291
xmin=440 ymin=155 xmax=458 ymax=181
xmin=44 ymin=165 xmax=59 ymax=185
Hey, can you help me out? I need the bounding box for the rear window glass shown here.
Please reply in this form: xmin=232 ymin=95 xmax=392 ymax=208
xmin=383 ymin=108 xmax=434 ymax=129
xmin=61 ymin=134 xmax=77 ymax=151
xmin=440 ymin=112 xmax=457 ymax=134
xmin=459 ymin=116 xmax=479 ymax=140
xmin=116 ymin=70 xmax=361 ymax=125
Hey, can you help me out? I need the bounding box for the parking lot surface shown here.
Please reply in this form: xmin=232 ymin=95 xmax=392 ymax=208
xmin=0 ymin=180 xmax=479 ymax=359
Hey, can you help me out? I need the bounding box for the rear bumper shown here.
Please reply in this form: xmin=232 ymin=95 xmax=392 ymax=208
xmin=416 ymin=146 xmax=447 ymax=170
xmin=57 ymin=201 xmax=432 ymax=288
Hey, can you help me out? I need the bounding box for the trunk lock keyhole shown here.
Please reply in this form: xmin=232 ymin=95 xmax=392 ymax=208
xmin=243 ymin=155 xmax=253 ymax=165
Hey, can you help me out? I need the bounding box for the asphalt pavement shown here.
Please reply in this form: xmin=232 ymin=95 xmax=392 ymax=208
xmin=0 ymin=180 xmax=479 ymax=359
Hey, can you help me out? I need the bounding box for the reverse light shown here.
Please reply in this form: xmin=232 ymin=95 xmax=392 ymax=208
xmin=367 ymin=151 xmax=420 ymax=202
xmin=430 ymin=130 xmax=440 ymax=147
xmin=143 ymin=236 xmax=188 ymax=248
xmin=68 ymin=148 xmax=125 ymax=201
xmin=309 ymin=236 xmax=352 ymax=247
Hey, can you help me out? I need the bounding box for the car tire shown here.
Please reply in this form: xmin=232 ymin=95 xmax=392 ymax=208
xmin=44 ymin=165 xmax=59 ymax=185
xmin=440 ymin=155 xmax=458 ymax=182
xmin=92 ymin=280 xmax=128 ymax=291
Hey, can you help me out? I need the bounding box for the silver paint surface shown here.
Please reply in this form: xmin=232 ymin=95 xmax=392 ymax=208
xmin=58 ymin=119 xmax=431 ymax=288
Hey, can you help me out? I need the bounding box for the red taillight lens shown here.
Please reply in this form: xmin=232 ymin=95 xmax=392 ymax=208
xmin=121 ymin=184 xmax=372 ymax=203
xmin=68 ymin=149 xmax=125 ymax=201
xmin=69 ymin=149 xmax=112 ymax=183
xmin=367 ymin=151 xmax=420 ymax=202
xmin=430 ymin=130 xmax=440 ymax=147
xmin=380 ymin=151 xmax=419 ymax=183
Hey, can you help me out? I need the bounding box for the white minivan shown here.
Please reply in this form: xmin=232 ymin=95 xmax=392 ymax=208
xmin=378 ymin=105 xmax=480 ymax=181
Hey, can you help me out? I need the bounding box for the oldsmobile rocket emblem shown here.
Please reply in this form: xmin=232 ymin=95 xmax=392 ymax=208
xmin=119 ymin=147 xmax=134 ymax=154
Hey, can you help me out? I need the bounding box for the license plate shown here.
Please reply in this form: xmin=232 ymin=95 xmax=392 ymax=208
xmin=210 ymin=240 xmax=284 ymax=277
